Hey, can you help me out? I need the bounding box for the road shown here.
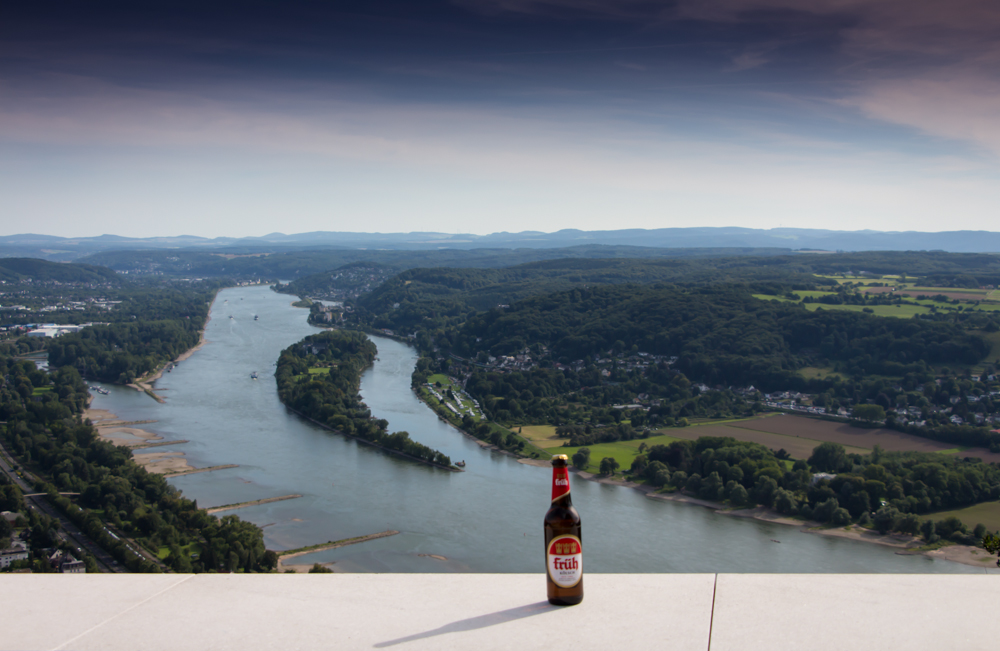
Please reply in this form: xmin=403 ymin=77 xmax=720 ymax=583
xmin=0 ymin=440 xmax=124 ymax=573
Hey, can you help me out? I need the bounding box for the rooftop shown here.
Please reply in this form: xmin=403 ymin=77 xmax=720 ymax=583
xmin=5 ymin=573 xmax=999 ymax=650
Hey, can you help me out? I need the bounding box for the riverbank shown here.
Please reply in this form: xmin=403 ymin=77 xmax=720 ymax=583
xmin=410 ymin=383 xmax=534 ymax=463
xmin=84 ymin=402 xmax=237 ymax=476
xmin=85 ymin=408 xmax=164 ymax=447
xmin=574 ymin=470 xmax=991 ymax=568
xmin=282 ymin=403 xmax=461 ymax=472
xmin=127 ymin=289 xmax=218 ymax=402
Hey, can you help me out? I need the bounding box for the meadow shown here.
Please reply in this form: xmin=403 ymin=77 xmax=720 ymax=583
xmin=918 ymin=502 xmax=1000 ymax=535
xmin=517 ymin=412 xmax=1000 ymax=475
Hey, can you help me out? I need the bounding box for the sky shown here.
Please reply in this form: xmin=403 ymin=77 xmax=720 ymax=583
xmin=3 ymin=0 xmax=1000 ymax=238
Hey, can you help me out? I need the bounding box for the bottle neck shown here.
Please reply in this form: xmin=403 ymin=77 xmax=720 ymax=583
xmin=551 ymin=463 xmax=573 ymax=506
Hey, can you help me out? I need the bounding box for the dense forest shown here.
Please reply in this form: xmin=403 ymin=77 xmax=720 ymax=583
xmin=80 ymin=244 xmax=801 ymax=279
xmin=453 ymin=285 xmax=989 ymax=382
xmin=75 ymin=246 xmax=1000 ymax=287
xmin=631 ymin=436 xmax=997 ymax=543
xmin=0 ymin=258 xmax=120 ymax=284
xmin=275 ymin=330 xmax=454 ymax=468
xmin=0 ymin=356 xmax=274 ymax=573
xmin=46 ymin=286 xmax=216 ymax=383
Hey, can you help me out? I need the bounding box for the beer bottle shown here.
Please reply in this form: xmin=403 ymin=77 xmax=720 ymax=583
xmin=544 ymin=454 xmax=583 ymax=606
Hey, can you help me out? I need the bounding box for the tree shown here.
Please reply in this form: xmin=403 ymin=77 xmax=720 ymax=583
xmin=773 ymin=488 xmax=798 ymax=515
xmin=831 ymin=508 xmax=851 ymax=526
xmin=729 ymin=484 xmax=749 ymax=507
xmin=599 ymin=457 xmax=620 ymax=476
xmin=812 ymin=497 xmax=839 ymax=523
xmin=921 ymin=519 xmax=939 ymax=543
xmin=309 ymin=563 xmax=333 ymax=573
xmin=983 ymin=533 xmax=1000 ymax=567
xmin=852 ymin=404 xmax=886 ymax=423
xmin=873 ymin=506 xmax=900 ymax=534
xmin=572 ymin=448 xmax=591 ymax=470
xmin=809 ymin=442 xmax=849 ymax=473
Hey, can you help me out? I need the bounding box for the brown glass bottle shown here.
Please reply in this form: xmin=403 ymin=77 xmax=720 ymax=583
xmin=544 ymin=454 xmax=583 ymax=606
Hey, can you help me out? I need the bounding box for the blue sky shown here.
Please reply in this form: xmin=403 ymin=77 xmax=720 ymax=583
xmin=3 ymin=0 xmax=999 ymax=237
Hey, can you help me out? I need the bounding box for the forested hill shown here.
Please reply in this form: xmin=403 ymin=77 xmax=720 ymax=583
xmin=356 ymin=257 xmax=833 ymax=321
xmin=448 ymin=285 xmax=990 ymax=386
xmin=78 ymin=245 xmax=792 ymax=279
xmin=0 ymin=258 xmax=119 ymax=284
xmin=47 ymin=286 xmax=216 ymax=383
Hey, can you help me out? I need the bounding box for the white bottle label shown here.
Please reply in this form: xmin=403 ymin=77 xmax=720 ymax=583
xmin=547 ymin=535 xmax=582 ymax=588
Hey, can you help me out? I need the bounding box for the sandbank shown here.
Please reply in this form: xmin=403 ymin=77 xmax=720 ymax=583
xmin=98 ymin=427 xmax=163 ymax=446
xmin=132 ymin=451 xmax=194 ymax=474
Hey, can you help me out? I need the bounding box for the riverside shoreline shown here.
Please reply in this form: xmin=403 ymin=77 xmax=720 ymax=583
xmin=391 ymin=335 xmax=988 ymax=569
xmin=574 ymin=470 xmax=992 ymax=569
xmin=127 ymin=289 xmax=218 ymax=402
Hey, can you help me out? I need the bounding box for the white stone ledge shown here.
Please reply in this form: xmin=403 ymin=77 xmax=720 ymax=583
xmin=4 ymin=574 xmax=999 ymax=650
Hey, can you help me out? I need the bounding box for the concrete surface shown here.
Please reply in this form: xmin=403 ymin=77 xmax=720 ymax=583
xmin=3 ymin=574 xmax=997 ymax=650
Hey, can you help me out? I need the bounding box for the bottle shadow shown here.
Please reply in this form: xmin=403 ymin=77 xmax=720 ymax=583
xmin=374 ymin=601 xmax=559 ymax=647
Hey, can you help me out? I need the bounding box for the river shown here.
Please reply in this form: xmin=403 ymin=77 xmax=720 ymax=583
xmin=87 ymin=285 xmax=983 ymax=573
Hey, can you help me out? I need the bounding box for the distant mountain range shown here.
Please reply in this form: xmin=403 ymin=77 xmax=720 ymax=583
xmin=3 ymin=228 xmax=1000 ymax=261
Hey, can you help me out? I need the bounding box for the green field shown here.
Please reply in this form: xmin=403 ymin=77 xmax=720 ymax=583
xmin=793 ymin=291 xmax=838 ymax=299
xmin=797 ymin=366 xmax=847 ymax=381
xmin=518 ymin=425 xmax=561 ymax=447
xmin=804 ymin=303 xmax=931 ymax=318
xmin=157 ymin=542 xmax=202 ymax=561
xmin=752 ymin=294 xmax=795 ymax=303
xmin=428 ymin=373 xmax=460 ymax=389
xmin=816 ymin=275 xmax=891 ymax=285
xmin=905 ymin=286 xmax=990 ymax=295
xmin=918 ymin=502 xmax=1000 ymax=534
xmin=753 ymin=294 xmax=933 ymax=318
xmin=974 ymin=330 xmax=1000 ymax=372
xmin=556 ymin=432 xmax=684 ymax=475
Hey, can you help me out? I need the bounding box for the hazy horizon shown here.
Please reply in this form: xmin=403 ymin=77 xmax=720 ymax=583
xmin=4 ymin=1 xmax=1000 ymax=238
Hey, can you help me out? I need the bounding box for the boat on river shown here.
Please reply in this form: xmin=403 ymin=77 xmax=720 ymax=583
xmin=250 ymin=371 xmax=258 ymax=380
xmin=254 ymin=315 xmax=259 ymax=321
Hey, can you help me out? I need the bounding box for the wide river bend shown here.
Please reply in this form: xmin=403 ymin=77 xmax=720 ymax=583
xmin=89 ymin=286 xmax=981 ymax=573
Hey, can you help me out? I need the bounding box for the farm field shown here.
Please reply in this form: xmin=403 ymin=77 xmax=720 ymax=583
xmin=907 ymin=298 xmax=1000 ymax=310
xmin=517 ymin=425 xmax=561 ymax=448
xmin=752 ymin=295 xmax=931 ymax=318
xmin=797 ymin=366 xmax=847 ymax=381
xmin=975 ymin=331 xmax=1000 ymax=371
xmin=515 ymin=412 xmax=1000 ymax=472
xmin=659 ymin=422 xmax=868 ymax=459
xmin=793 ymin=290 xmax=838 ymax=299
xmin=816 ymin=275 xmax=887 ymax=285
xmin=896 ymin=288 xmax=992 ymax=302
xmin=555 ymin=433 xmax=683 ymax=475
xmin=802 ymin=303 xmax=931 ymax=318
xmin=733 ymin=415 xmax=1000 ymax=462
xmin=752 ymin=294 xmax=794 ymax=303
xmin=918 ymin=502 xmax=1000 ymax=534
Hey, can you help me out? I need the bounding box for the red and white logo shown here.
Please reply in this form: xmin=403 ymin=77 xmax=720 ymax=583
xmin=551 ymin=467 xmax=571 ymax=501
xmin=547 ymin=535 xmax=582 ymax=588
